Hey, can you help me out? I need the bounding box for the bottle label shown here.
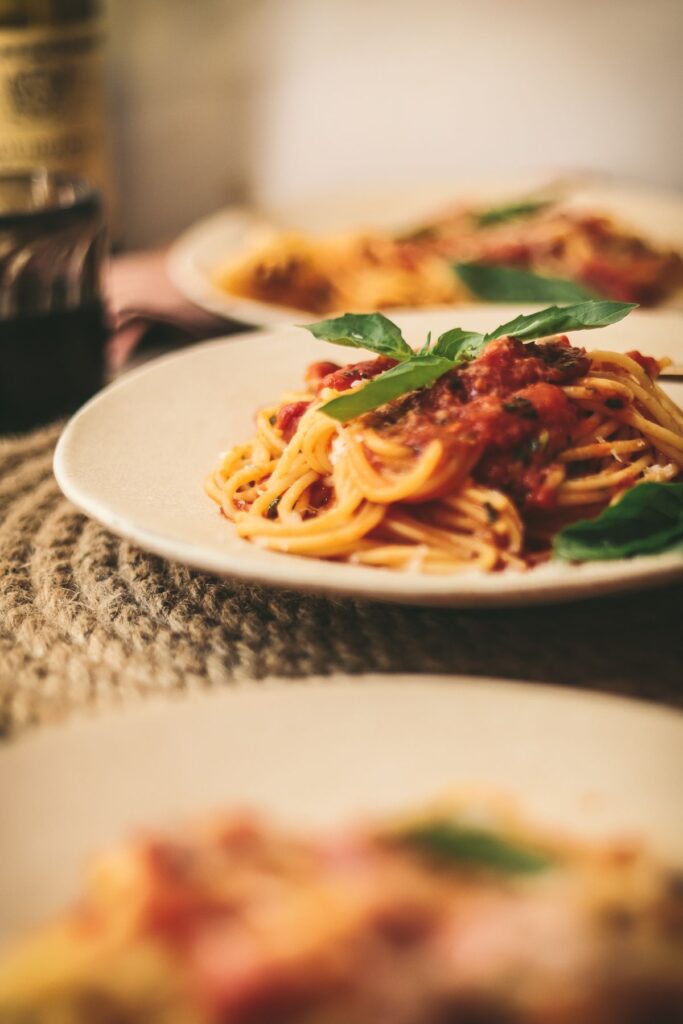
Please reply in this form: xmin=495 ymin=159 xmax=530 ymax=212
xmin=0 ymin=21 xmax=110 ymax=198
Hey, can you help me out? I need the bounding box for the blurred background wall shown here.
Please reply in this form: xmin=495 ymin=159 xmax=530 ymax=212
xmin=108 ymin=0 xmax=683 ymax=249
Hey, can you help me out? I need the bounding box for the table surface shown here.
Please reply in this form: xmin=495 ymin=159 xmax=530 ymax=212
xmin=0 ymin=418 xmax=681 ymax=740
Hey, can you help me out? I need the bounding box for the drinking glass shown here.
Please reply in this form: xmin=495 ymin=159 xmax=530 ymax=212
xmin=0 ymin=170 xmax=107 ymax=432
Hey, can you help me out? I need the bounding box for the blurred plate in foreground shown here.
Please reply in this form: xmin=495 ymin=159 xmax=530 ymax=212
xmin=1 ymin=675 xmax=682 ymax=942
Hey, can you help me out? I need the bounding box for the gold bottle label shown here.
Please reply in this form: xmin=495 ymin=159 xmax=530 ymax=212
xmin=0 ymin=20 xmax=111 ymax=201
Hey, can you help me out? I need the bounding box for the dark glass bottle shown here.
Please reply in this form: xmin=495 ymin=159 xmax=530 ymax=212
xmin=0 ymin=1 xmax=113 ymax=220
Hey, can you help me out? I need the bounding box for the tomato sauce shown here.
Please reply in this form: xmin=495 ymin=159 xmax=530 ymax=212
xmin=457 ymin=335 xmax=588 ymax=395
xmin=358 ymin=336 xmax=589 ymax=510
xmin=305 ymin=361 xmax=340 ymax=391
xmin=315 ymin=355 xmax=397 ymax=394
xmin=276 ymin=400 xmax=310 ymax=441
xmin=626 ymin=349 xmax=660 ymax=379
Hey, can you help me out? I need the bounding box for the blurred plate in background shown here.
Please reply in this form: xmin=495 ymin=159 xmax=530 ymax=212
xmin=168 ymin=174 xmax=683 ymax=326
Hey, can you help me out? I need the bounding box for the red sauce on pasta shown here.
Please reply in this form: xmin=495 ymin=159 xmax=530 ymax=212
xmin=276 ymin=400 xmax=310 ymax=441
xmin=316 ymin=355 xmax=397 ymax=394
xmin=626 ymin=349 xmax=660 ymax=378
xmin=336 ymin=337 xmax=591 ymax=509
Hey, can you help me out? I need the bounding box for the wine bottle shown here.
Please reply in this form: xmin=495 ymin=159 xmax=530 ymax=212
xmin=0 ymin=1 xmax=114 ymax=217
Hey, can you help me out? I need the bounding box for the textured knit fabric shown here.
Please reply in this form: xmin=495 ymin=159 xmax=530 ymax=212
xmin=0 ymin=423 xmax=681 ymax=737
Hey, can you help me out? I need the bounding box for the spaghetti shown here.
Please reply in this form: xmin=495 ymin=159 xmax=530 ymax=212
xmin=206 ymin=335 xmax=683 ymax=573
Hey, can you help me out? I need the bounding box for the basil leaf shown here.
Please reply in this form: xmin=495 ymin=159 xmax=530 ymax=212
xmin=554 ymin=482 xmax=683 ymax=562
xmin=485 ymin=300 xmax=637 ymax=343
xmin=312 ymin=300 xmax=638 ymax=424
xmin=432 ymin=327 xmax=485 ymax=362
xmin=304 ymin=312 xmax=413 ymax=361
xmin=395 ymin=821 xmax=551 ymax=874
xmin=320 ymin=354 xmax=453 ymax=422
xmin=475 ymin=198 xmax=551 ymax=227
xmin=418 ymin=330 xmax=433 ymax=355
xmin=455 ymin=262 xmax=596 ymax=303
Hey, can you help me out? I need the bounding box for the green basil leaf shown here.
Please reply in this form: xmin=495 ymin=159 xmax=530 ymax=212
xmin=553 ymin=482 xmax=683 ymax=561
xmin=418 ymin=330 xmax=433 ymax=355
xmin=310 ymin=300 xmax=638 ymax=425
xmin=432 ymin=327 xmax=485 ymax=362
xmin=455 ymin=262 xmax=596 ymax=303
xmin=304 ymin=312 xmax=413 ymax=361
xmin=475 ymin=198 xmax=552 ymax=227
xmin=395 ymin=821 xmax=552 ymax=874
xmin=320 ymin=354 xmax=453 ymax=422
xmin=485 ymin=300 xmax=637 ymax=343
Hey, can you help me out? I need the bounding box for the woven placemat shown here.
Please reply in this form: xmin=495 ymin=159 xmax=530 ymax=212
xmin=1 ymin=421 xmax=681 ymax=737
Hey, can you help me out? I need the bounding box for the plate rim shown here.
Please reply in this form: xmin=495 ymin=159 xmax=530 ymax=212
xmin=4 ymin=672 xmax=682 ymax=759
xmin=166 ymin=206 xmax=306 ymax=327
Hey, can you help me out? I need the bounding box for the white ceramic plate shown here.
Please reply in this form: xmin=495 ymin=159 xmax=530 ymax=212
xmin=54 ymin=307 xmax=683 ymax=606
xmin=1 ymin=675 xmax=682 ymax=942
xmin=167 ymin=176 xmax=683 ymax=327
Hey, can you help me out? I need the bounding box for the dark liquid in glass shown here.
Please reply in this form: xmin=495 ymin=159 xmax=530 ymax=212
xmin=0 ymin=301 xmax=106 ymax=432
xmin=0 ymin=172 xmax=107 ymax=433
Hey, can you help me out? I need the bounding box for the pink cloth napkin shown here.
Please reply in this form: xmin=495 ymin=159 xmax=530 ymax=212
xmin=105 ymin=248 xmax=229 ymax=373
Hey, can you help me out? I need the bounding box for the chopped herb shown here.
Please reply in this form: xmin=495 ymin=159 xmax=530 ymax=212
xmin=604 ymin=397 xmax=625 ymax=410
xmin=536 ymin=343 xmax=586 ymax=375
xmin=484 ymin=501 xmax=499 ymax=523
xmin=502 ymin=396 xmax=539 ymax=420
xmin=266 ymin=496 xmax=281 ymax=520
xmin=268 ymin=414 xmax=277 ymax=426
